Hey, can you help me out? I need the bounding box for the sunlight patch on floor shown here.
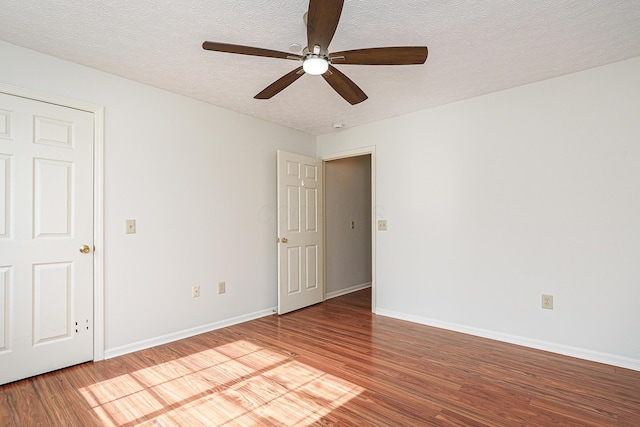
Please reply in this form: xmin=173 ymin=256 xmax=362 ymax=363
xmin=79 ymin=340 xmax=364 ymax=426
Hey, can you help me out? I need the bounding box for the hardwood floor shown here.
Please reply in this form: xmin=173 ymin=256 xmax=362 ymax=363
xmin=1 ymin=288 xmax=638 ymax=426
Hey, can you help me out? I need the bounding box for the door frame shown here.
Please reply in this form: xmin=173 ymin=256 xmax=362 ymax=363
xmin=321 ymin=146 xmax=376 ymax=313
xmin=0 ymin=82 xmax=105 ymax=361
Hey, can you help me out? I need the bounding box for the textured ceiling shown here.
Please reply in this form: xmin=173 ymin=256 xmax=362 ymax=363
xmin=1 ymin=1 xmax=640 ymax=135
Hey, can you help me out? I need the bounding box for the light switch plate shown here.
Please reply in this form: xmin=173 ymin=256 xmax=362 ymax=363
xmin=378 ymin=220 xmax=388 ymax=231
xmin=125 ymin=219 xmax=136 ymax=234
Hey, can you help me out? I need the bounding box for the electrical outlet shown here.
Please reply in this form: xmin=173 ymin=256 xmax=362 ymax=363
xmin=378 ymin=220 xmax=388 ymax=231
xmin=218 ymin=281 xmax=226 ymax=294
xmin=192 ymin=285 xmax=200 ymax=298
xmin=350 ymin=220 xmax=355 ymax=229
xmin=542 ymin=294 xmax=553 ymax=309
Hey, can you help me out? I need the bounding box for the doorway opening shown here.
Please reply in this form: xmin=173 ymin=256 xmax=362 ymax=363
xmin=323 ymin=147 xmax=375 ymax=312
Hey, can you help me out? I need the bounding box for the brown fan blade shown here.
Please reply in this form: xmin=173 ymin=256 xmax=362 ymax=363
xmin=330 ymin=46 xmax=428 ymax=65
xmin=254 ymin=66 xmax=305 ymax=99
xmin=307 ymin=0 xmax=344 ymax=55
xmin=322 ymin=65 xmax=367 ymax=105
xmin=203 ymin=41 xmax=302 ymax=61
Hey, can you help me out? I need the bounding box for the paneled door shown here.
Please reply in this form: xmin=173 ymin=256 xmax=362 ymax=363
xmin=277 ymin=151 xmax=324 ymax=314
xmin=0 ymin=93 xmax=94 ymax=385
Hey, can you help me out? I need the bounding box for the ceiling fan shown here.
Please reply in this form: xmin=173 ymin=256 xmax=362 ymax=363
xmin=202 ymin=0 xmax=428 ymax=105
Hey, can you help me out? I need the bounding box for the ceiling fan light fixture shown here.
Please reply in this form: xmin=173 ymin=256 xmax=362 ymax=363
xmin=303 ymin=55 xmax=329 ymax=75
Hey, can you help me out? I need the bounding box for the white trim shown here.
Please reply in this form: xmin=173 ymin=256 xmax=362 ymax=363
xmin=92 ymin=107 xmax=105 ymax=361
xmin=321 ymin=146 xmax=377 ymax=313
xmin=0 ymin=82 xmax=106 ymax=361
xmin=325 ymin=282 xmax=372 ymax=300
xmin=376 ymin=308 xmax=640 ymax=372
xmin=321 ymin=161 xmax=327 ymax=302
xmin=104 ymin=307 xmax=277 ymax=359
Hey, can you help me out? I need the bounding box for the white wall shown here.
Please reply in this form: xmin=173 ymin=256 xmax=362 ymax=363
xmin=0 ymin=41 xmax=316 ymax=356
xmin=318 ymin=57 xmax=640 ymax=369
xmin=325 ymin=156 xmax=372 ymax=297
xmin=3 ymin=38 xmax=639 ymax=369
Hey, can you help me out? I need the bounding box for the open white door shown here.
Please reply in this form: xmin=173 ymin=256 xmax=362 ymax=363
xmin=0 ymin=93 xmax=94 ymax=385
xmin=277 ymin=150 xmax=323 ymax=314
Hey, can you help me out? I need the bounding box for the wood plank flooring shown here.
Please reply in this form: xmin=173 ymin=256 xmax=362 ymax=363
xmin=1 ymin=289 xmax=639 ymax=426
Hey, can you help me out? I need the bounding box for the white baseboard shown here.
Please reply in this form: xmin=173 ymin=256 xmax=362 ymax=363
xmin=104 ymin=307 xmax=277 ymax=360
xmin=104 ymin=284 xmax=372 ymax=360
xmin=375 ymin=308 xmax=640 ymax=372
xmin=325 ymin=282 xmax=372 ymax=300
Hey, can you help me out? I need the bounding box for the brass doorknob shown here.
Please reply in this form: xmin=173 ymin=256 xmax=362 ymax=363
xmin=281 ymin=237 xmax=288 ymax=243
xmin=79 ymin=245 xmax=91 ymax=254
